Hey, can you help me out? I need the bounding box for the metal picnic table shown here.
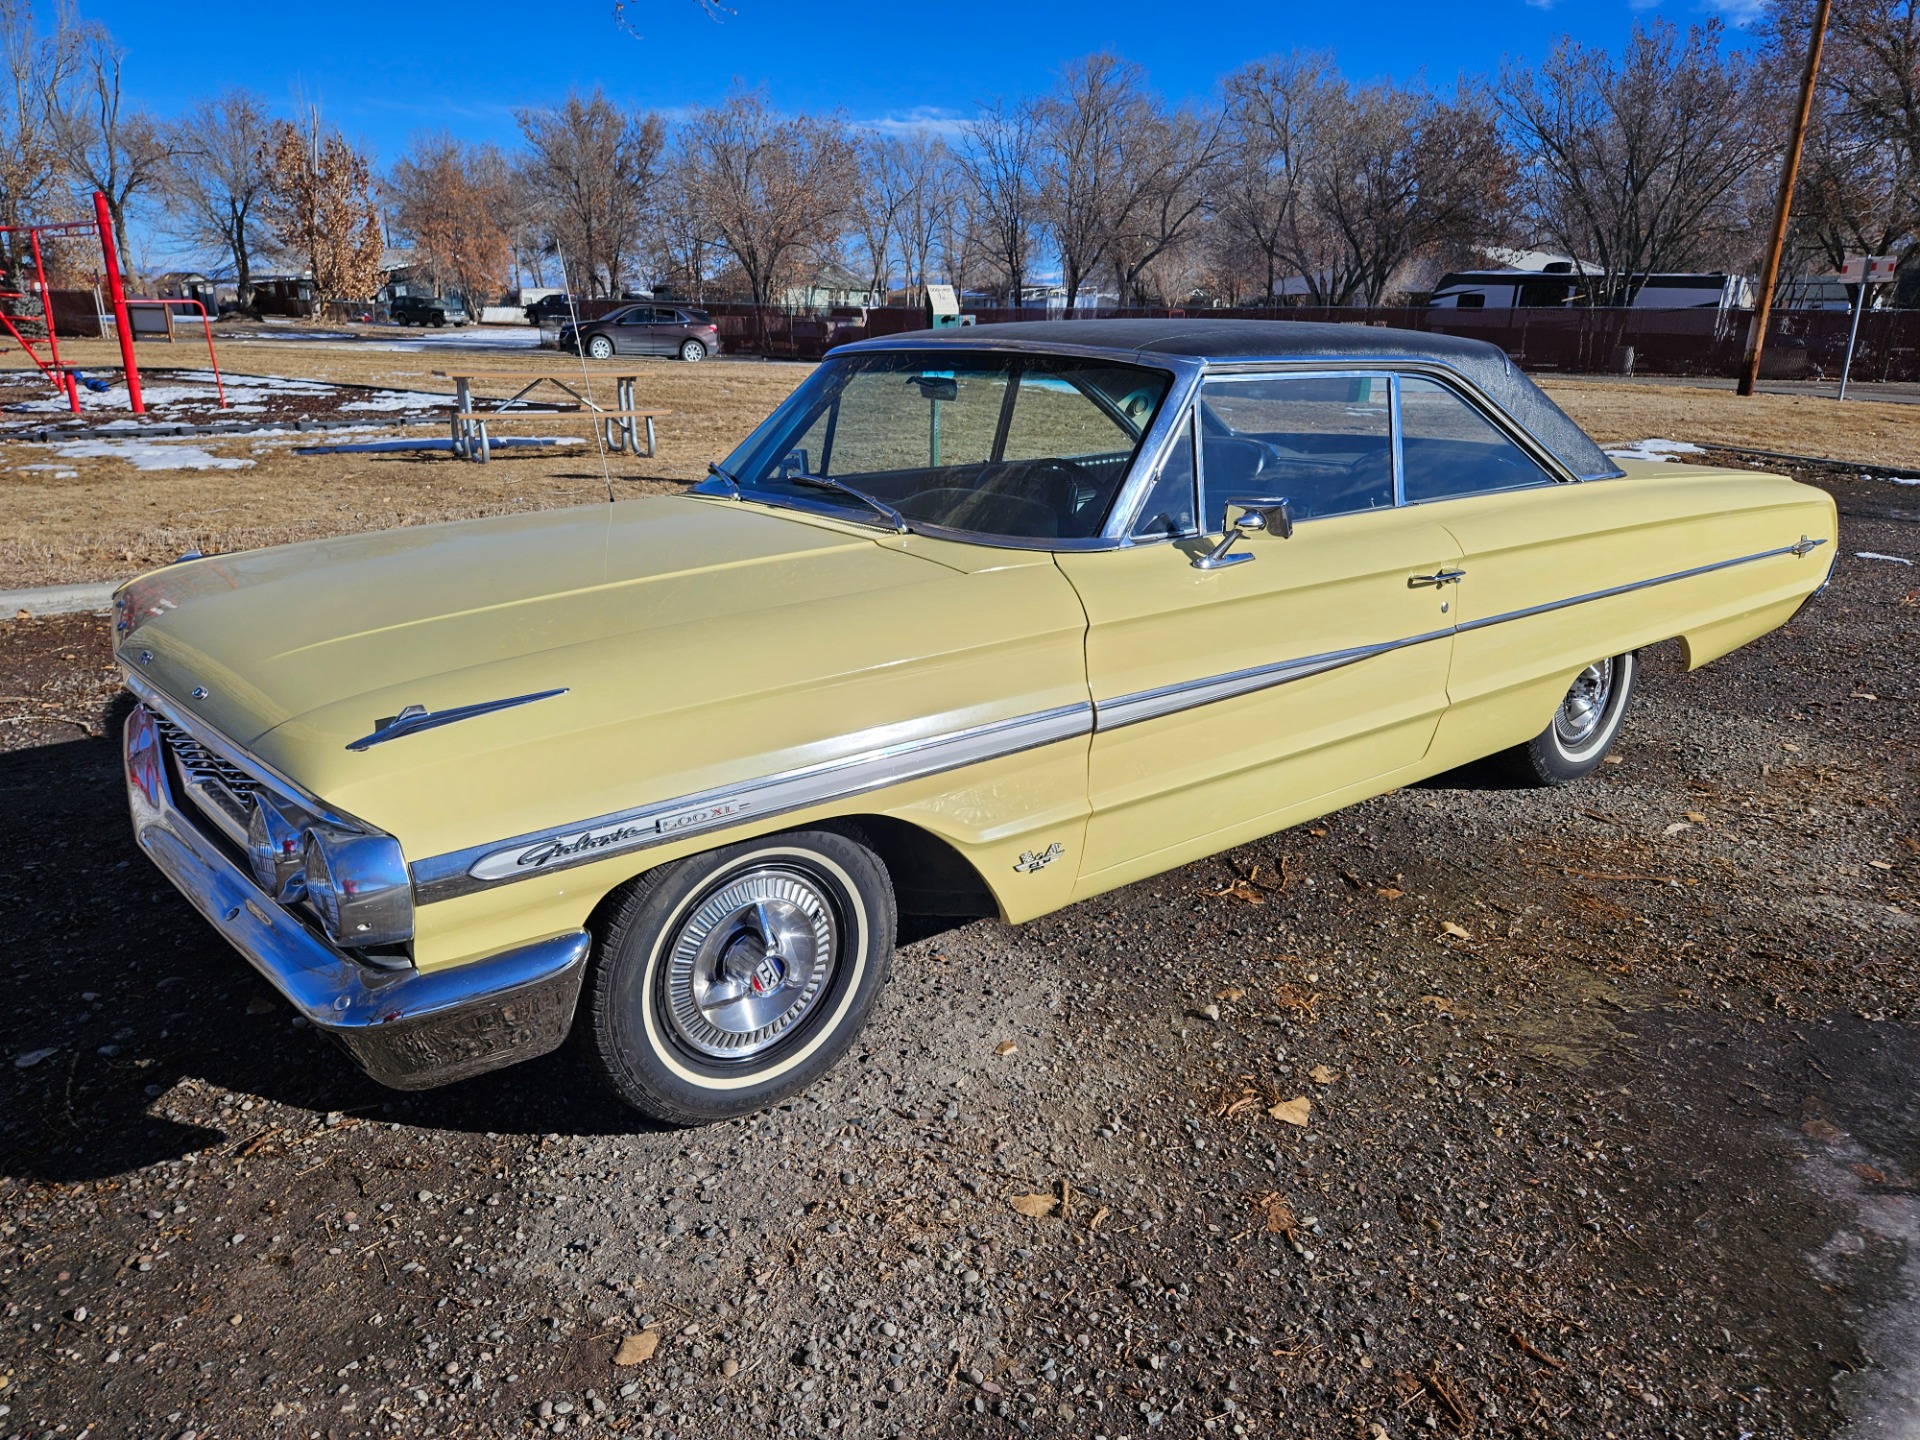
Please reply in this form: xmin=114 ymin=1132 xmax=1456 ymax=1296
xmin=431 ymin=368 xmax=666 ymax=463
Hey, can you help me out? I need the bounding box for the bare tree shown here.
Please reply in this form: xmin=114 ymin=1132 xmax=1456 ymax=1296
xmin=851 ymin=134 xmax=916 ymax=301
xmin=959 ymin=98 xmax=1040 ymax=306
xmin=158 ymin=90 xmax=272 ymax=306
xmin=1300 ymin=82 xmax=1513 ymax=304
xmin=1110 ymin=101 xmax=1225 ymax=304
xmin=648 ymin=145 xmax=721 ymax=301
xmin=1216 ymin=54 xmax=1340 ymax=303
xmin=1035 ymin=54 xmax=1149 ymax=309
xmin=896 ymin=134 xmax=956 ymax=304
xmin=1500 ymin=20 xmax=1770 ymax=303
xmin=259 ymin=111 xmax=386 ymax=305
xmin=388 ymin=133 xmax=515 ymax=305
xmin=516 ymin=89 xmax=664 ymax=296
xmin=1765 ymin=0 xmax=1920 ymax=272
xmin=679 ymin=88 xmax=858 ymax=312
xmin=47 ymin=25 xmax=167 ymax=279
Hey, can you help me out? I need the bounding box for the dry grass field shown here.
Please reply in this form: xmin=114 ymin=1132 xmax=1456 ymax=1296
xmin=2 ymin=329 xmax=1915 ymax=590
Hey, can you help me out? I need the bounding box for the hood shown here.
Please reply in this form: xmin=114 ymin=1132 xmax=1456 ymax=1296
xmin=115 ymin=496 xmax=1090 ymax=856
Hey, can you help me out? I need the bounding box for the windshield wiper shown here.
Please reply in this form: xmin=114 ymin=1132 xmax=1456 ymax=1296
xmin=788 ymin=472 xmax=910 ymax=533
xmin=705 ymin=461 xmax=743 ymax=499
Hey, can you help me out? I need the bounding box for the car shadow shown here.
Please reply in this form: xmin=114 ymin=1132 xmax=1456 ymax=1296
xmin=0 ymin=728 xmax=675 ymax=1186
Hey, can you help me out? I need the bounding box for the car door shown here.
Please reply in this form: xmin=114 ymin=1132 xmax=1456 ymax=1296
xmin=1403 ymin=373 xmax=1822 ymax=770
xmin=1056 ymin=371 xmax=1462 ymax=900
xmin=609 ymin=306 xmax=653 ymax=354
xmin=648 ymin=308 xmax=689 ymax=356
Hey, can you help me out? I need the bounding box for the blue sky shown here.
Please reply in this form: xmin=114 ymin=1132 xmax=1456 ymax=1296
xmin=96 ymin=0 xmax=1765 ymax=166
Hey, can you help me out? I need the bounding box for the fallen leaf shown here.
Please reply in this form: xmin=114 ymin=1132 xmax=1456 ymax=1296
xmin=1602 ymin=754 xmax=1624 ymax=765
xmin=1852 ymin=692 xmax=1879 ymax=701
xmin=1662 ymin=821 xmax=1691 ymax=837
xmin=1308 ymin=1064 xmax=1337 ymax=1086
xmin=1268 ymin=1096 xmax=1312 ymax=1127
xmin=1009 ymin=1193 xmax=1057 ymax=1218
xmin=1684 ymin=811 xmax=1707 ymax=824
xmin=1852 ymin=1162 xmax=1888 ymax=1185
xmin=993 ymin=1040 xmax=1019 ymax=1056
xmin=1088 ymin=1205 xmax=1110 ymax=1232
xmin=1207 ymin=880 xmax=1265 ymax=905
xmin=1255 ymin=1192 xmax=1297 ymax=1234
xmin=13 ymin=609 xmax=28 ymax=621
xmin=1307 ymin=827 xmax=1327 ymax=837
xmin=1869 ymin=860 xmax=1895 ymax=871
xmin=1270 ymin=983 xmax=1322 ymax=1020
xmin=1441 ymin=921 xmax=1471 ymax=941
xmin=1375 ymin=886 xmax=1404 ymax=900
xmin=613 ymin=1331 xmax=660 ymax=1366
xmin=1215 ymin=986 xmax=1246 ymax=1002
xmin=1782 ymin=741 xmax=1801 ymax=753
xmin=1801 ymin=1118 xmax=1845 ymax=1142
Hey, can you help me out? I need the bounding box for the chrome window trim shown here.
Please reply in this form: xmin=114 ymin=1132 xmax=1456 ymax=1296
xmin=409 ymin=701 xmax=1095 ymax=904
xmin=1389 ymin=373 xmax=1407 ymax=506
xmin=702 ymin=347 xmax=1204 ymax=553
xmin=1198 ymin=358 xmax=1580 ymax=489
xmin=412 ymin=533 xmax=1823 ymax=905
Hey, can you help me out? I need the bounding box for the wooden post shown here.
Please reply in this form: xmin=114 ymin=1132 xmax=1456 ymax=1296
xmin=1738 ymin=0 xmax=1832 ymax=397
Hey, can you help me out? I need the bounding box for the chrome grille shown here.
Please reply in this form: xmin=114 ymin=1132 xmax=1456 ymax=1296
xmin=153 ymin=710 xmax=260 ymax=843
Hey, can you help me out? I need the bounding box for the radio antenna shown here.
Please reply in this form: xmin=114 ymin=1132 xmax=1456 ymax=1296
xmin=556 ymin=254 xmax=615 ymax=505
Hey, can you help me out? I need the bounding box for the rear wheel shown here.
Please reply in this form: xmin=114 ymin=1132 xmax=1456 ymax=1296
xmin=680 ymin=339 xmax=707 ymax=362
xmin=583 ymin=826 xmax=896 ymax=1125
xmin=1500 ymin=651 xmax=1637 ymax=786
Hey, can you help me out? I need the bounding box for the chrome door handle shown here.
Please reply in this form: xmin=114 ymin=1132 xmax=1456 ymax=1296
xmin=1407 ymin=568 xmax=1466 ymax=589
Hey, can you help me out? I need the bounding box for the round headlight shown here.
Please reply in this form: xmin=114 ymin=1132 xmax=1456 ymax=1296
xmin=247 ymin=797 xmax=308 ymax=901
xmin=302 ymin=827 xmax=413 ymax=948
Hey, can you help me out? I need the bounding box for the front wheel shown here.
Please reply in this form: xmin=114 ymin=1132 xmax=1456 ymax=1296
xmin=1500 ymin=651 xmax=1638 ymax=786
xmin=679 ymin=339 xmax=707 ymax=362
xmin=582 ymin=826 xmax=896 ymax=1124
xmin=587 ymin=335 xmax=615 ymax=360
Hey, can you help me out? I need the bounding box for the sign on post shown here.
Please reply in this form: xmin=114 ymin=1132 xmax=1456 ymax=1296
xmin=1839 ymin=255 xmax=1897 ymax=285
xmin=1838 ymin=255 xmax=1898 ymax=400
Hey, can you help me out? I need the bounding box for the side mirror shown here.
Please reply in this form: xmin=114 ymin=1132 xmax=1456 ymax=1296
xmin=1193 ymin=497 xmax=1294 ymax=570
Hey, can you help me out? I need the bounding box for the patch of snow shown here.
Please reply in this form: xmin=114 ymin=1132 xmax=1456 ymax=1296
xmin=1801 ymin=1133 xmax=1920 ymax=1440
xmin=1855 ymin=552 xmax=1913 ymax=565
xmin=53 ymin=437 xmax=255 ymax=471
xmin=1604 ymin=438 xmax=1706 ymax=464
xmin=1884 ymin=475 xmax=1920 ymax=487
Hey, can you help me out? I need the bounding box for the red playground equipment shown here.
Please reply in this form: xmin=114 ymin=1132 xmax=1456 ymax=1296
xmin=0 ymin=189 xmax=226 ymax=415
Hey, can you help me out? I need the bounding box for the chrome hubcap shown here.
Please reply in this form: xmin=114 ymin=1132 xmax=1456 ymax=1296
xmin=664 ymin=868 xmax=837 ymax=1060
xmin=1555 ymin=658 xmax=1615 ymax=747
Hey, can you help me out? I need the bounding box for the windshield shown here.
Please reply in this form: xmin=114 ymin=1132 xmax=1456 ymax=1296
xmin=710 ymin=350 xmax=1173 ymax=541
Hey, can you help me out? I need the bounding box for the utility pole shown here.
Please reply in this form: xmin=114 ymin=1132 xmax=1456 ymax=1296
xmin=1739 ymin=0 xmax=1832 ymax=396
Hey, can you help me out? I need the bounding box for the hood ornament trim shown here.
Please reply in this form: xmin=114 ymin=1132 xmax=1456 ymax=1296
xmin=346 ymin=689 xmax=568 ymax=752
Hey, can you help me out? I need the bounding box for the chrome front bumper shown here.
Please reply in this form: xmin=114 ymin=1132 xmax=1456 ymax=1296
xmin=124 ymin=703 xmax=590 ymax=1090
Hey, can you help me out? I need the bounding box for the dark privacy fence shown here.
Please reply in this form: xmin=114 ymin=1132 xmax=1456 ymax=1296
xmin=569 ymin=297 xmax=1920 ymax=380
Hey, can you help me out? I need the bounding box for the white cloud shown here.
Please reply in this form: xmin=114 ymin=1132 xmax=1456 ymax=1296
xmin=1701 ymin=0 xmax=1768 ymax=22
xmin=857 ymin=107 xmax=973 ymax=138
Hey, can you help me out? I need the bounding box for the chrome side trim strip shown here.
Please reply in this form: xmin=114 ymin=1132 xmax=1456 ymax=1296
xmin=1098 ymin=537 xmax=1824 ymax=730
xmin=1451 ymin=539 xmax=1825 ymax=634
xmin=409 ymin=534 xmax=1823 ymax=905
xmin=346 ymin=688 xmax=568 ymax=752
xmin=1095 ymin=628 xmax=1455 ymax=732
xmin=410 ymin=702 xmax=1094 ymax=904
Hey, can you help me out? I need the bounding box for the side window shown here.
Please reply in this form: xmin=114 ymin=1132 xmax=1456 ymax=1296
xmin=1130 ymin=411 xmax=1197 ymax=538
xmin=1398 ymin=376 xmax=1557 ymax=503
xmin=1198 ymin=374 xmax=1392 ymax=526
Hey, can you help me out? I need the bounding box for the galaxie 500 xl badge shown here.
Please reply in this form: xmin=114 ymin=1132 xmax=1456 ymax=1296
xmin=468 ymin=800 xmax=753 ymax=880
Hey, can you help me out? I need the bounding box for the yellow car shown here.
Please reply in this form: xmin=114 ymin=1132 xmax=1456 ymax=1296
xmin=115 ymin=321 xmax=1836 ymax=1123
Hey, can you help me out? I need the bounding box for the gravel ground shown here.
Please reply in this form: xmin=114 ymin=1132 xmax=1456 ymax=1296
xmin=0 ymin=461 xmax=1915 ymax=1440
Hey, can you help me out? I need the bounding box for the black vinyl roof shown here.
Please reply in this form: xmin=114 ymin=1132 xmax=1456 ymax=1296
xmin=840 ymin=318 xmax=1622 ymax=481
